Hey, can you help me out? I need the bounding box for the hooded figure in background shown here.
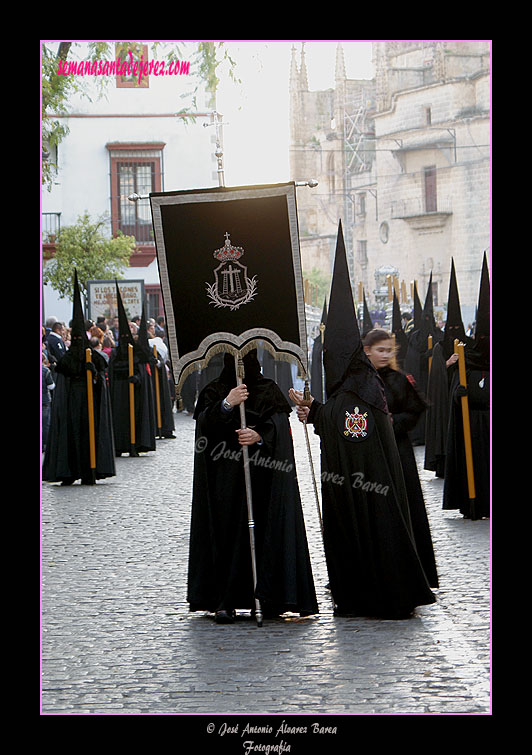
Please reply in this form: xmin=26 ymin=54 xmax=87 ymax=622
xmin=147 ymin=316 xmax=176 ymax=438
xmin=108 ymin=285 xmax=156 ymax=456
xmin=443 ymin=253 xmax=490 ymax=518
xmin=424 ymin=259 xmax=470 ymax=478
xmin=260 ymin=349 xmax=295 ymax=406
xmin=404 ymin=282 xmax=422 ymax=337
xmin=43 ymin=270 xmax=116 ymax=485
xmin=310 ymin=299 xmax=327 ymax=404
xmin=187 ymin=349 xmax=318 ymax=623
xmin=360 ymin=290 xmax=374 ymax=339
xmin=404 ymin=273 xmax=443 ymax=445
xmin=391 ymin=289 xmax=409 ymax=372
xmin=290 ymin=222 xmax=436 ymax=619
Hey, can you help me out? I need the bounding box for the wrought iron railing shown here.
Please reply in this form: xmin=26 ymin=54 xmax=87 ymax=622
xmin=42 ymin=212 xmax=61 ymax=243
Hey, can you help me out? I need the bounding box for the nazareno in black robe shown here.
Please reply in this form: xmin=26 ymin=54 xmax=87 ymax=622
xmin=442 ymin=356 xmax=490 ymax=518
xmin=42 ymin=346 xmax=116 ymax=484
xmin=187 ymin=352 xmax=319 ymax=617
xmin=306 ymin=351 xmax=436 ymax=619
xmin=423 ymin=342 xmax=452 ymax=478
xmin=150 ymin=355 xmax=176 ymax=438
xmin=378 ymin=365 xmax=439 ymax=588
xmin=108 ymin=345 xmax=157 ymax=455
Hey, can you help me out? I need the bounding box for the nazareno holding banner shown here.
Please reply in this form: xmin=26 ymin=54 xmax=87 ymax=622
xmin=150 ymin=182 xmax=318 ymax=627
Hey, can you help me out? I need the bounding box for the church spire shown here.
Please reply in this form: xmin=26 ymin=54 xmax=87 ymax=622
xmin=335 ymin=42 xmax=346 ymax=81
xmin=289 ymin=44 xmax=299 ymax=90
xmin=299 ymin=42 xmax=309 ymax=90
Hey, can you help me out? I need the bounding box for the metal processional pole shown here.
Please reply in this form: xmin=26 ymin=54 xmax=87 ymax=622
xmin=207 ymin=109 xmax=264 ymax=625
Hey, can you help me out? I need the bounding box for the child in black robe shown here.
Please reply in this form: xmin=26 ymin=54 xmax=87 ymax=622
xmin=289 ymin=341 xmax=436 ymax=618
xmin=363 ymin=328 xmax=439 ymax=588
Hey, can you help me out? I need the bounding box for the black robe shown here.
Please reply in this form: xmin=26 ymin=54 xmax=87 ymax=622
xmin=307 ymin=389 xmax=436 ymax=619
xmin=151 ymin=357 xmax=175 ymax=437
xmin=187 ymin=355 xmax=318 ymax=617
xmin=404 ymin=327 xmax=443 ymax=445
xmin=443 ymin=366 xmax=490 ymax=518
xmin=423 ymin=342 xmax=452 ymax=478
xmin=310 ymin=335 xmax=326 ymax=404
xmin=179 ymin=371 xmax=199 ymax=413
xmin=378 ymin=365 xmax=439 ymax=588
xmin=108 ymin=349 xmax=157 ymax=455
xmin=42 ymin=348 xmax=116 ymax=483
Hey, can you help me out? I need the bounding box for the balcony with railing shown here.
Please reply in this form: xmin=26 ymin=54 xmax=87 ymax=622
xmin=390 ymin=196 xmax=452 ymax=230
xmin=42 ymin=212 xmax=61 ymax=258
xmin=107 ymin=144 xmax=164 ymax=266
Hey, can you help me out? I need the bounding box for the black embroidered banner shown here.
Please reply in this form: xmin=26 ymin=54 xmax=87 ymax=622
xmin=150 ymin=182 xmax=308 ymax=388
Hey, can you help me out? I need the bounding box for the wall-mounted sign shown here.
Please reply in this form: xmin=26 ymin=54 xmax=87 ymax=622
xmin=86 ymin=279 xmax=145 ymax=322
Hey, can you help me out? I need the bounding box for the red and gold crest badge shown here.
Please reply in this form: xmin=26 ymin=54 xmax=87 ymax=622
xmin=338 ymin=400 xmax=374 ymax=443
xmin=344 ymin=406 xmax=368 ymax=439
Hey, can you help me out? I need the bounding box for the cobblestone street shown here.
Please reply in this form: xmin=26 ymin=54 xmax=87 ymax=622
xmin=41 ymin=408 xmax=491 ymax=721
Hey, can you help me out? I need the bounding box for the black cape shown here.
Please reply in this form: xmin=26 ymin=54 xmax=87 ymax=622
xmin=42 ymin=348 xmax=116 ymax=483
xmin=151 ymin=357 xmax=175 ymax=438
xmin=378 ymin=365 xmax=439 ymax=588
xmin=108 ymin=348 xmax=157 ymax=455
xmin=443 ymin=366 xmax=490 ymax=518
xmin=310 ymin=335 xmax=326 ymax=404
xmin=423 ymin=342 xmax=452 ymax=477
xmin=187 ymin=354 xmax=318 ymax=617
xmin=307 ymin=388 xmax=436 ymax=618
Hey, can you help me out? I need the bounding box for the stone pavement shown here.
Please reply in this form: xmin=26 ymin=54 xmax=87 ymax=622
xmin=41 ymin=408 xmax=491 ymax=720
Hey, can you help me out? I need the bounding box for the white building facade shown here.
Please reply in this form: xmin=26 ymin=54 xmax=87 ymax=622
xmin=42 ymin=42 xmax=219 ymax=324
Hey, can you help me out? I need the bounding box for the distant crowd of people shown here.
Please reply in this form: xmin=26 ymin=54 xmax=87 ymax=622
xmin=42 ymin=312 xmax=170 ymax=451
xmin=43 ymin=313 xmax=168 ymax=366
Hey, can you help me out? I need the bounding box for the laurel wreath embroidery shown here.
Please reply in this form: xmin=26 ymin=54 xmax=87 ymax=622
xmin=206 ymin=275 xmax=258 ymax=311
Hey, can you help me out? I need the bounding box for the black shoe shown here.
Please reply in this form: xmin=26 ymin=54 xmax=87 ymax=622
xmin=215 ymin=610 xmax=235 ymax=624
xmin=333 ymin=605 xmax=357 ymax=617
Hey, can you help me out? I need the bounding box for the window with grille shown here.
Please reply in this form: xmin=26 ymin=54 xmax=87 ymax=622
xmin=107 ymin=144 xmax=165 ymax=245
xmin=423 ymin=166 xmax=437 ymax=213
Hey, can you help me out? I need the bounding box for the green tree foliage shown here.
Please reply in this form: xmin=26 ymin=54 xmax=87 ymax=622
xmin=42 ymin=213 xmax=136 ymax=301
xmin=41 ymin=43 xmax=78 ymax=190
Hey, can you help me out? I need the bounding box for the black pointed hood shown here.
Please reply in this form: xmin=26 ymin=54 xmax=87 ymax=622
xmin=310 ymin=298 xmax=328 ymax=403
xmin=442 ymin=259 xmax=467 ymax=360
xmin=392 ymin=288 xmax=408 ymax=368
xmin=135 ymin=300 xmax=152 ymax=363
xmin=323 ymin=221 xmax=360 ymax=397
xmin=71 ymin=270 xmax=89 ymax=349
xmin=412 ymin=281 xmax=422 ymax=331
xmin=421 ymin=272 xmax=437 ymax=339
xmin=469 ymin=252 xmax=490 ymax=369
xmin=69 ymin=269 xmax=90 ymax=355
xmin=361 ymin=290 xmax=374 ymax=338
xmin=474 ymin=252 xmax=490 ymax=342
xmin=115 ymin=280 xmax=134 ymax=359
xmin=323 ymin=222 xmax=387 ymax=412
xmin=55 ymin=269 xmax=93 ymax=375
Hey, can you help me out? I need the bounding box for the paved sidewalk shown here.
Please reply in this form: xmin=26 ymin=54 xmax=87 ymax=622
xmin=41 ymin=409 xmax=491 ymax=717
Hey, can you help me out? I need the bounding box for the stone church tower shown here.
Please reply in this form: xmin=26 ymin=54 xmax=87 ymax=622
xmin=289 ymin=44 xmax=376 ymax=288
xmin=289 ymin=41 xmax=490 ymax=322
